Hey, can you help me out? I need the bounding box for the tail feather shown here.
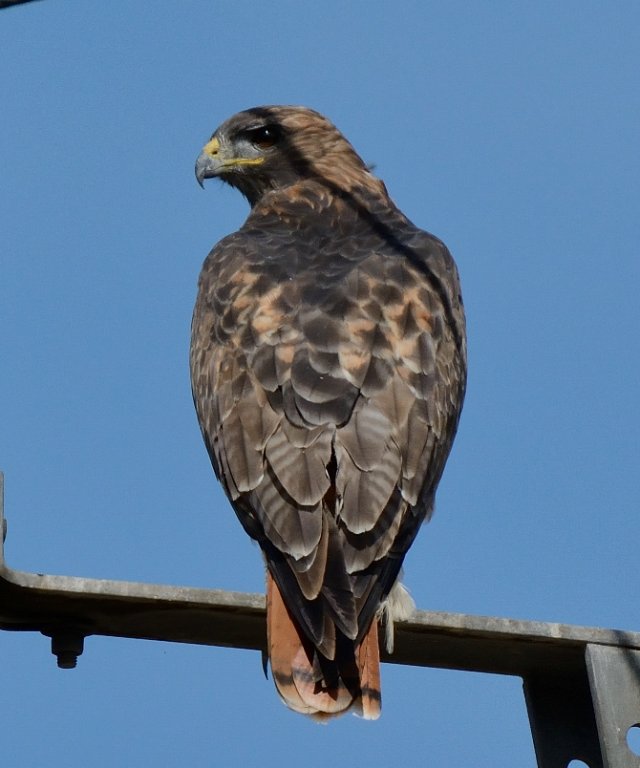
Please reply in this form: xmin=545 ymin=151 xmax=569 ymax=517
xmin=266 ymin=571 xmax=381 ymax=720
xmin=357 ymin=618 xmax=381 ymax=720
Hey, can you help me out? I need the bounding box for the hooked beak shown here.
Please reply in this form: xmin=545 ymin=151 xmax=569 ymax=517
xmin=195 ymin=137 xmax=222 ymax=188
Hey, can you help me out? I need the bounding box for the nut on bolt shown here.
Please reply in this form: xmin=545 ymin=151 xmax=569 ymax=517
xmin=49 ymin=631 xmax=85 ymax=669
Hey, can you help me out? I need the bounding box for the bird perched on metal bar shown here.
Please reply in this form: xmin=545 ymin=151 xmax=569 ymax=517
xmin=191 ymin=106 xmax=466 ymax=720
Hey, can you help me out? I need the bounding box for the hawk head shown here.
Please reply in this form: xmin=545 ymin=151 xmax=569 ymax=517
xmin=195 ymin=105 xmax=385 ymax=206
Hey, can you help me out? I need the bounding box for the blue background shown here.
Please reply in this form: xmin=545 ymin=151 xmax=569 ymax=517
xmin=1 ymin=2 xmax=638 ymax=765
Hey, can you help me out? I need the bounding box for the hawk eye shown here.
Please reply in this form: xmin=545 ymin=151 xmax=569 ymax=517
xmin=244 ymin=125 xmax=279 ymax=150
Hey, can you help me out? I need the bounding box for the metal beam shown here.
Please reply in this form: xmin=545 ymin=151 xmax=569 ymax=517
xmin=0 ymin=1 xmax=43 ymax=9
xmin=2 ymin=473 xmax=640 ymax=766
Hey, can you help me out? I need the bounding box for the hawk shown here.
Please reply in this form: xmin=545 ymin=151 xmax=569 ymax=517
xmin=191 ymin=106 xmax=466 ymax=720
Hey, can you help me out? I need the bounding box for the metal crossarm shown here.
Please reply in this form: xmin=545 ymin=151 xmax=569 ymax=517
xmin=1 ymin=472 xmax=639 ymax=767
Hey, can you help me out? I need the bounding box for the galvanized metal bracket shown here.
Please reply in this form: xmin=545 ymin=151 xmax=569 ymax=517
xmin=1 ymin=472 xmax=640 ymax=766
xmin=586 ymin=644 xmax=640 ymax=767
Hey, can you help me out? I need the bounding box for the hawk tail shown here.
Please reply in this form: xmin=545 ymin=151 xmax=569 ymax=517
xmin=266 ymin=571 xmax=381 ymax=720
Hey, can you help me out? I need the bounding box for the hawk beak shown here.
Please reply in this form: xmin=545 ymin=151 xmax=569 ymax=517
xmin=195 ymin=137 xmax=222 ymax=188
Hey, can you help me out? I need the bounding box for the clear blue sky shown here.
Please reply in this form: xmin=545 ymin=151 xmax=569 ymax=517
xmin=1 ymin=1 xmax=639 ymax=765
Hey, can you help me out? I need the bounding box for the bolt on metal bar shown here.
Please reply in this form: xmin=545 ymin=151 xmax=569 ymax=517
xmin=1 ymin=472 xmax=639 ymax=766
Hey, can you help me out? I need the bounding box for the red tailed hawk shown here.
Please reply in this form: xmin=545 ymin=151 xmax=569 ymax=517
xmin=191 ymin=106 xmax=466 ymax=719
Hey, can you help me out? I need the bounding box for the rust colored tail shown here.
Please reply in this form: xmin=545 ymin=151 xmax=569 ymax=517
xmin=266 ymin=572 xmax=381 ymax=720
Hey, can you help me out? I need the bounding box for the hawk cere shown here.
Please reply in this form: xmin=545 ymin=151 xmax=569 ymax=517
xmin=191 ymin=106 xmax=466 ymax=719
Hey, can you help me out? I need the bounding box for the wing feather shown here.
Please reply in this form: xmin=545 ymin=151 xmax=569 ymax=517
xmin=264 ymin=426 xmax=331 ymax=506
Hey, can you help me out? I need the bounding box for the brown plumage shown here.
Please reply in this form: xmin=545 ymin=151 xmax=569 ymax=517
xmin=191 ymin=106 xmax=466 ymax=719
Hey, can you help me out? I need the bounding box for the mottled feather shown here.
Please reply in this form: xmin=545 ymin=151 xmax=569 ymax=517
xmin=191 ymin=105 xmax=466 ymax=718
